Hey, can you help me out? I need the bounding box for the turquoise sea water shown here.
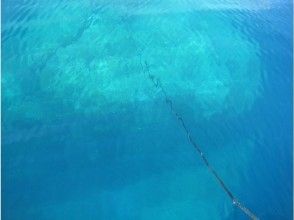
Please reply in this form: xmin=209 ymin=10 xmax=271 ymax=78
xmin=2 ymin=0 xmax=293 ymax=219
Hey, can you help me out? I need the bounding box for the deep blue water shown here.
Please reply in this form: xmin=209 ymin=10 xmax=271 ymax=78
xmin=2 ymin=0 xmax=293 ymax=219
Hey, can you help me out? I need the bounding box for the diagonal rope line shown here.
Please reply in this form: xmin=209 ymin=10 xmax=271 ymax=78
xmin=139 ymin=53 xmax=259 ymax=220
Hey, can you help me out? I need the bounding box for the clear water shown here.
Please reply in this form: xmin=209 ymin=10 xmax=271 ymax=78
xmin=2 ymin=0 xmax=293 ymax=219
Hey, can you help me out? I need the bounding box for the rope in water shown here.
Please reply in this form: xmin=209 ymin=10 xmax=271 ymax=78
xmin=139 ymin=54 xmax=259 ymax=220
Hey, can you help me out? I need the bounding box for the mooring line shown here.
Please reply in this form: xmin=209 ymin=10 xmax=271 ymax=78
xmin=139 ymin=54 xmax=258 ymax=220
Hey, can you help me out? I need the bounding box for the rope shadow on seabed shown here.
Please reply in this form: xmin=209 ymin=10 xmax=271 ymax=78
xmin=138 ymin=51 xmax=259 ymax=220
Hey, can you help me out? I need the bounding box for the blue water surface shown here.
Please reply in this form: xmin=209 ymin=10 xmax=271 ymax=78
xmin=2 ymin=0 xmax=293 ymax=219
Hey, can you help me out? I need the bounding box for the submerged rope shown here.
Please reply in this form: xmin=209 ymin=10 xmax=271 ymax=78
xmin=139 ymin=54 xmax=259 ymax=220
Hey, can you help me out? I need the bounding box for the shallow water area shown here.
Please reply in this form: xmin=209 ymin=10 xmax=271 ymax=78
xmin=2 ymin=0 xmax=293 ymax=219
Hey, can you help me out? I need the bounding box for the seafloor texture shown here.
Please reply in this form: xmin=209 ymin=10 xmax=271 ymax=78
xmin=2 ymin=0 xmax=293 ymax=219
